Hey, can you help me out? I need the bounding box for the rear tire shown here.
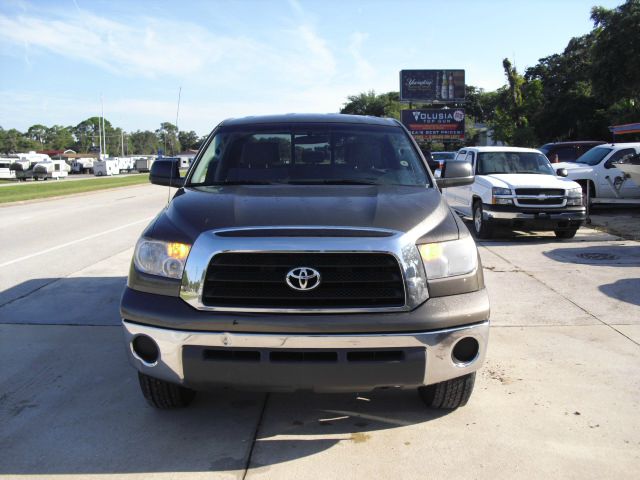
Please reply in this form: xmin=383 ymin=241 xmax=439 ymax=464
xmin=473 ymin=202 xmax=493 ymax=239
xmin=418 ymin=372 xmax=476 ymax=409
xmin=138 ymin=372 xmax=196 ymax=409
xmin=554 ymin=228 xmax=578 ymax=239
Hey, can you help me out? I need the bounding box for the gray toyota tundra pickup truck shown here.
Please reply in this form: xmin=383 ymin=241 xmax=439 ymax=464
xmin=120 ymin=114 xmax=489 ymax=410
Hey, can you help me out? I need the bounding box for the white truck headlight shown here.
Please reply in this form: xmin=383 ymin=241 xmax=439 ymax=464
xmin=134 ymin=238 xmax=191 ymax=279
xmin=491 ymin=187 xmax=512 ymax=205
xmin=418 ymin=236 xmax=478 ymax=279
xmin=566 ymin=187 xmax=583 ymax=206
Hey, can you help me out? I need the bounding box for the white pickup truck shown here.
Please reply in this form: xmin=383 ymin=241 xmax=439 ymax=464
xmin=552 ymin=142 xmax=640 ymax=204
xmin=442 ymin=146 xmax=586 ymax=239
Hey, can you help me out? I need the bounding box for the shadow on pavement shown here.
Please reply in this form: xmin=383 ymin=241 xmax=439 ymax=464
xmin=0 ymin=276 xmax=449 ymax=476
xmin=0 ymin=276 xmax=126 ymax=325
xmin=599 ymin=278 xmax=640 ymax=306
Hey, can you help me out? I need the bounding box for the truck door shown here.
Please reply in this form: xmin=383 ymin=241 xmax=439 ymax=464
xmin=600 ymin=148 xmax=639 ymax=198
xmin=441 ymin=150 xmax=465 ymax=209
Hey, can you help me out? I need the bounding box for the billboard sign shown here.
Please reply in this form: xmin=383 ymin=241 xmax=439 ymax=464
xmin=401 ymin=109 xmax=465 ymax=141
xmin=400 ymin=70 xmax=465 ymax=103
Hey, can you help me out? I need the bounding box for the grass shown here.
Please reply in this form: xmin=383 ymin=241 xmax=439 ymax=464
xmin=0 ymin=174 xmax=150 ymax=204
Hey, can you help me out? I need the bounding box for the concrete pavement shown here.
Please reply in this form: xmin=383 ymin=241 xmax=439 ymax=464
xmin=0 ymin=186 xmax=639 ymax=479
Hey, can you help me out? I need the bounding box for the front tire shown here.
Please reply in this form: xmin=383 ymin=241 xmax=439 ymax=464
xmin=473 ymin=202 xmax=493 ymax=239
xmin=418 ymin=372 xmax=476 ymax=409
xmin=554 ymin=228 xmax=578 ymax=239
xmin=138 ymin=372 xmax=196 ymax=409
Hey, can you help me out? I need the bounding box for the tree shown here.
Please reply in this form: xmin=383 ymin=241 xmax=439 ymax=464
xmin=526 ymin=34 xmax=609 ymax=141
xmin=156 ymin=122 xmax=181 ymax=155
xmin=74 ymin=117 xmax=113 ymax=153
xmin=590 ymin=0 xmax=640 ymax=106
xmin=340 ymin=90 xmax=401 ymax=118
xmin=129 ymin=130 xmax=160 ymax=155
xmin=178 ymin=130 xmax=200 ymax=150
xmin=26 ymin=124 xmax=47 ymax=148
xmin=45 ymin=125 xmax=75 ymax=150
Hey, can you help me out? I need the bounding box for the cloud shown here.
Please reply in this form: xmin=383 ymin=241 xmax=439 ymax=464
xmin=348 ymin=32 xmax=374 ymax=80
xmin=0 ymin=6 xmax=339 ymax=84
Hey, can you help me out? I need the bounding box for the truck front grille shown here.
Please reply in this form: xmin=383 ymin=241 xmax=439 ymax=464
xmin=202 ymin=252 xmax=405 ymax=309
xmin=515 ymin=188 xmax=564 ymax=196
xmin=514 ymin=188 xmax=565 ymax=206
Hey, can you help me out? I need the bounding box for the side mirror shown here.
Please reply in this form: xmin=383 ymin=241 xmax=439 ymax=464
xmin=436 ymin=161 xmax=474 ymax=188
xmin=557 ymin=168 xmax=568 ymax=177
xmin=150 ymin=158 xmax=184 ymax=187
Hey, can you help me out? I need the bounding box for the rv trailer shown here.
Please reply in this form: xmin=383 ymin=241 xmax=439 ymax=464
xmin=0 ymin=157 xmax=17 ymax=179
xmin=93 ymin=158 xmax=120 ymax=176
xmin=33 ymin=160 xmax=70 ymax=180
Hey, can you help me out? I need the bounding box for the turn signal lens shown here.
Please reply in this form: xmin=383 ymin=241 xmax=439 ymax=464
xmin=167 ymin=242 xmax=191 ymax=260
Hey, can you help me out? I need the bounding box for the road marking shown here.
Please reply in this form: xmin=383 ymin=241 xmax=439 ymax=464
xmin=0 ymin=217 xmax=154 ymax=268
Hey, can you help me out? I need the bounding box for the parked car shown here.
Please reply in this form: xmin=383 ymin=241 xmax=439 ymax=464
xmin=552 ymin=143 xmax=640 ymax=204
xmin=539 ymin=141 xmax=606 ymax=163
xmin=431 ymin=151 xmax=456 ymax=177
xmin=121 ymin=113 xmax=489 ymax=410
xmin=442 ymin=146 xmax=586 ymax=239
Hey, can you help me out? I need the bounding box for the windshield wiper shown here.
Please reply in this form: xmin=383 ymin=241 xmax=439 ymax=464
xmin=199 ymin=180 xmax=278 ymax=186
xmin=287 ymin=179 xmax=379 ymax=185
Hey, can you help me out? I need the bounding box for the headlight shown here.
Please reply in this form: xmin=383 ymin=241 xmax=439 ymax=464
xmin=491 ymin=187 xmax=512 ymax=205
xmin=566 ymin=187 xmax=583 ymax=206
xmin=418 ymin=236 xmax=478 ymax=279
xmin=492 ymin=187 xmax=511 ymax=196
xmin=134 ymin=238 xmax=191 ymax=279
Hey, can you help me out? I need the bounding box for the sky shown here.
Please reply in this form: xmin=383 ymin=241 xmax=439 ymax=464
xmin=0 ymin=0 xmax=623 ymax=136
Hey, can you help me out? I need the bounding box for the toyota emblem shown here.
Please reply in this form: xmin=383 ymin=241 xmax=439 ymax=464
xmin=286 ymin=267 xmax=321 ymax=291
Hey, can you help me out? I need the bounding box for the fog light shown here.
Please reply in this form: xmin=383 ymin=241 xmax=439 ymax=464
xmin=132 ymin=335 xmax=159 ymax=365
xmin=452 ymin=337 xmax=479 ymax=364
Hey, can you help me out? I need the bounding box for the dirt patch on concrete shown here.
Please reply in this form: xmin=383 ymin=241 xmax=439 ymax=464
xmin=588 ymin=206 xmax=640 ymax=240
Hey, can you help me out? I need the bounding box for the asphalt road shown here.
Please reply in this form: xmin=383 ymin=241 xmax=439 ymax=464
xmin=1 ymin=185 xmax=639 ymax=479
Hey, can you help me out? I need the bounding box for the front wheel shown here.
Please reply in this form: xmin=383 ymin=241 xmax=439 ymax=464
xmin=554 ymin=228 xmax=578 ymax=239
xmin=138 ymin=372 xmax=196 ymax=409
xmin=418 ymin=372 xmax=476 ymax=409
xmin=473 ymin=202 xmax=493 ymax=239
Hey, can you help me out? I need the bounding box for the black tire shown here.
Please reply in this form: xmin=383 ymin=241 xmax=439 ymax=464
xmin=554 ymin=228 xmax=578 ymax=239
xmin=472 ymin=201 xmax=493 ymax=239
xmin=138 ymin=372 xmax=196 ymax=409
xmin=418 ymin=372 xmax=476 ymax=409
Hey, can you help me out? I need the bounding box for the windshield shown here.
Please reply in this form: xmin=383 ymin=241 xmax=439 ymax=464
xmin=576 ymin=147 xmax=613 ymax=166
xmin=477 ymin=152 xmax=555 ymax=175
xmin=188 ymin=124 xmax=429 ymax=187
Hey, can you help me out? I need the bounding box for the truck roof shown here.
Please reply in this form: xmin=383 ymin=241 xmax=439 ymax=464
xmin=219 ymin=113 xmax=400 ymax=128
xmin=463 ymin=146 xmax=542 ymax=153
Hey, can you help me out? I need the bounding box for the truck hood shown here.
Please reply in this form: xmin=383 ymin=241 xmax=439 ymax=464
xmin=150 ymin=184 xmax=458 ymax=243
xmin=481 ymin=173 xmax=579 ymax=190
xmin=554 ymin=162 xmax=594 ymax=176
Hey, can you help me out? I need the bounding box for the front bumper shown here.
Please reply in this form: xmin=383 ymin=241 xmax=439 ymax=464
xmin=123 ymin=319 xmax=489 ymax=392
xmin=483 ymin=204 xmax=586 ymax=229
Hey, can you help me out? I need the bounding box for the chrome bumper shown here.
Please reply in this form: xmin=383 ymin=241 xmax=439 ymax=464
xmin=123 ymin=320 xmax=489 ymax=390
xmin=484 ymin=210 xmax=586 ymax=221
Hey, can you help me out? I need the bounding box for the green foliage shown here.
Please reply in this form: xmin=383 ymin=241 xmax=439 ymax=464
xmin=156 ymin=122 xmax=181 ymax=155
xmin=590 ymin=0 xmax=640 ymax=105
xmin=178 ymin=130 xmax=201 ymax=150
xmin=340 ymin=90 xmax=402 ymax=118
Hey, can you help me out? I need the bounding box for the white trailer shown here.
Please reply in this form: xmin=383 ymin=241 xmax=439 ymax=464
xmin=94 ymin=158 xmax=120 ymax=176
xmin=135 ymin=157 xmax=155 ymax=172
xmin=0 ymin=158 xmax=16 ymax=179
xmin=71 ymin=157 xmax=95 ymax=174
xmin=33 ymin=160 xmax=70 ymax=180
